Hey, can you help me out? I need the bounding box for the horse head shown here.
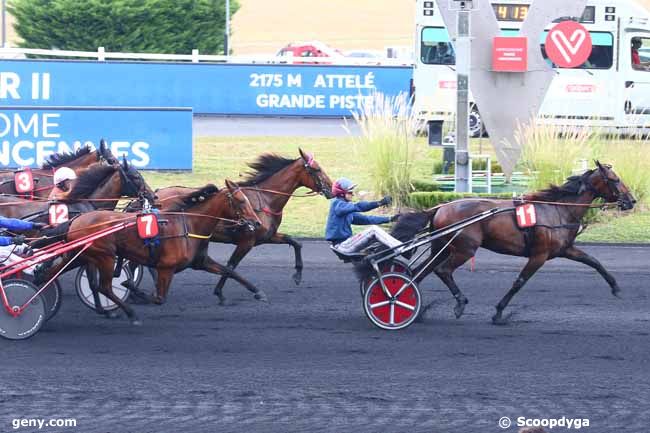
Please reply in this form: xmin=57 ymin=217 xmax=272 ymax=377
xmin=298 ymin=148 xmax=334 ymax=198
xmin=586 ymin=161 xmax=636 ymax=211
xmin=117 ymin=156 xmax=156 ymax=203
xmin=225 ymin=179 xmax=262 ymax=231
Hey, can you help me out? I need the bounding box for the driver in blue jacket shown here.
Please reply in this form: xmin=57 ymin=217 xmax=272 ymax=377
xmin=325 ymin=178 xmax=401 ymax=255
xmin=0 ymin=216 xmax=46 ymax=274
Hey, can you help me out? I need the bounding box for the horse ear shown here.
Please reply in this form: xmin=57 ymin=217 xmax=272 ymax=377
xmin=122 ymin=155 xmax=128 ymax=169
xmin=224 ymin=179 xmax=235 ymax=192
xmin=299 ymin=148 xmax=308 ymax=162
xmin=100 ymin=138 xmax=107 ymax=151
xmin=595 ymin=160 xmax=604 ymax=170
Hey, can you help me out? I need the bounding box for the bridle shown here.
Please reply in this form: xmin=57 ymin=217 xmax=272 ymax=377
xmin=226 ymin=187 xmax=258 ymax=231
xmin=582 ymin=165 xmax=625 ymax=206
xmin=302 ymin=155 xmax=328 ymax=196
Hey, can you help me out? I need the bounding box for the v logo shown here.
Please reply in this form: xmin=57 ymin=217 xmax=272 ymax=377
xmin=550 ymin=29 xmax=587 ymax=63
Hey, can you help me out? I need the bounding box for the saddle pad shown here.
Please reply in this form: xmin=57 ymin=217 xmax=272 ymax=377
xmin=515 ymin=204 xmax=537 ymax=228
xmin=49 ymin=203 xmax=69 ymax=225
xmin=137 ymin=213 xmax=159 ymax=239
xmin=14 ymin=169 xmax=34 ymax=193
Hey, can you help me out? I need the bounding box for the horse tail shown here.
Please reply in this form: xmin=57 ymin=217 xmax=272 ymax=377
xmin=352 ymin=208 xmax=440 ymax=282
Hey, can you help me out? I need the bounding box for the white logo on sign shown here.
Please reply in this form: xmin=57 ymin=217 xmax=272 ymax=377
xmin=550 ymin=29 xmax=587 ymax=63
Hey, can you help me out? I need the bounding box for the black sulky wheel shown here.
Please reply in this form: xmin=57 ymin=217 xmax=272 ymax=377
xmin=0 ymin=279 xmax=46 ymax=340
xmin=359 ymin=258 xmax=412 ymax=297
xmin=127 ymin=261 xmax=144 ymax=288
xmin=363 ymin=272 xmax=421 ymax=331
xmin=20 ymin=275 xmax=62 ymax=322
xmin=75 ymin=265 xmax=132 ymax=312
xmin=42 ymin=280 xmax=63 ymax=321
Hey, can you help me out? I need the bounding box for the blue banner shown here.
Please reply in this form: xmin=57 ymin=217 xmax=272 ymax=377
xmin=0 ymin=107 xmax=192 ymax=170
xmin=0 ymin=60 xmax=411 ymax=116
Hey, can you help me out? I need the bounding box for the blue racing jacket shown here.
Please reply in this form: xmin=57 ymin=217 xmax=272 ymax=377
xmin=325 ymin=197 xmax=390 ymax=243
xmin=0 ymin=216 xmax=35 ymax=246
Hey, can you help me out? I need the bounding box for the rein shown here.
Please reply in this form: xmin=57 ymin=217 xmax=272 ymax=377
xmin=239 ymin=186 xmax=320 ymax=198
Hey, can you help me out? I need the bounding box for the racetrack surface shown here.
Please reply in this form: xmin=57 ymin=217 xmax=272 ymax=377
xmin=1 ymin=242 xmax=649 ymax=432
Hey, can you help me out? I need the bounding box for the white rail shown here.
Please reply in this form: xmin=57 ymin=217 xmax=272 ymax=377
xmin=0 ymin=46 xmax=413 ymax=66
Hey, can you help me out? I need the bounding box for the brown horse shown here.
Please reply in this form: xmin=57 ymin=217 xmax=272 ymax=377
xmin=153 ymin=149 xmax=333 ymax=304
xmin=0 ymin=141 xmax=117 ymax=197
xmin=0 ymin=157 xmax=155 ymax=222
xmin=388 ymin=162 xmax=636 ymax=325
xmin=62 ymin=180 xmax=262 ymax=324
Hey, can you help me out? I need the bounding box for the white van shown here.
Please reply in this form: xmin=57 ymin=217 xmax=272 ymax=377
xmin=414 ymin=0 xmax=650 ymax=137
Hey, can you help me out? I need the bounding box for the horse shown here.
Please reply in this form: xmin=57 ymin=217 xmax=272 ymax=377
xmin=152 ymin=149 xmax=333 ymax=304
xmin=60 ymin=180 xmax=262 ymax=324
xmin=382 ymin=162 xmax=636 ymax=325
xmin=0 ymin=140 xmax=117 ymax=198
xmin=0 ymin=157 xmax=155 ymax=222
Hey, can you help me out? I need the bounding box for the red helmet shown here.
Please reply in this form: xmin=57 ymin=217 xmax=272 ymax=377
xmin=332 ymin=178 xmax=357 ymax=197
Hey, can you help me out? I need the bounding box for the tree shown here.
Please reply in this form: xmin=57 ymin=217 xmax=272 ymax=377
xmin=8 ymin=0 xmax=239 ymax=54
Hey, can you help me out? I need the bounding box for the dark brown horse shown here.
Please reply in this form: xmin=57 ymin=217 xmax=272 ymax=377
xmin=0 ymin=141 xmax=117 ymax=197
xmin=387 ymin=162 xmax=636 ymax=325
xmin=62 ymin=180 xmax=262 ymax=324
xmin=153 ymin=149 xmax=333 ymax=304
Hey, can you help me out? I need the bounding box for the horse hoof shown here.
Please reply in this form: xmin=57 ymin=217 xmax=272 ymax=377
xmin=491 ymin=312 xmax=509 ymax=326
xmin=131 ymin=319 xmax=143 ymax=326
xmin=104 ymin=311 xmax=119 ymax=319
xmin=128 ymin=291 xmax=151 ymax=305
xmin=292 ymin=272 xmax=303 ymax=286
xmin=612 ymin=287 xmax=622 ymax=298
xmin=454 ymin=297 xmax=468 ymax=319
xmin=254 ymin=292 xmax=269 ymax=302
xmin=151 ymin=296 xmax=166 ymax=305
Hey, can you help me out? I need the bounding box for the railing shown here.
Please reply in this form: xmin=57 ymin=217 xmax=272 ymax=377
xmin=0 ymin=46 xmax=413 ymax=66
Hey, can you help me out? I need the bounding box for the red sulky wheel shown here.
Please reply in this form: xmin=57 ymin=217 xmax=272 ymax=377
xmin=360 ymin=258 xmax=412 ymax=297
xmin=363 ymin=272 xmax=421 ymax=330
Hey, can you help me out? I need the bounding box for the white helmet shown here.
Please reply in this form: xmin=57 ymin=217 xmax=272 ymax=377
xmin=53 ymin=167 xmax=77 ymax=185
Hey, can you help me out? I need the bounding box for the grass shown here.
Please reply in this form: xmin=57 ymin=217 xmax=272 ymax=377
xmin=142 ymin=135 xmax=650 ymax=242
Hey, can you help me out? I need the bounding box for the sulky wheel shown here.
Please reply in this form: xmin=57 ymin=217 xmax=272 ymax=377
xmin=20 ymin=275 xmax=62 ymax=322
xmin=127 ymin=261 xmax=144 ymax=289
xmin=0 ymin=279 xmax=46 ymax=340
xmin=75 ymin=265 xmax=132 ymax=312
xmin=360 ymin=258 xmax=413 ymax=297
xmin=363 ymin=272 xmax=421 ymax=331
xmin=39 ymin=279 xmax=62 ymax=321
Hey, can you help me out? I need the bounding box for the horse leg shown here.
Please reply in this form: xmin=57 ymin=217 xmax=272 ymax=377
xmin=268 ymin=232 xmax=303 ymax=285
xmin=492 ymin=253 xmax=548 ymax=325
xmin=212 ymin=243 xmax=253 ymax=304
xmin=202 ymin=256 xmax=267 ymax=303
xmin=86 ymin=265 xmax=112 ymax=317
xmin=95 ymin=261 xmax=141 ymax=325
xmin=150 ymin=267 xmax=175 ymax=305
xmin=122 ymin=261 xmax=153 ymax=304
xmin=432 ymin=250 xmax=475 ymax=319
xmin=562 ymin=246 xmax=620 ymax=297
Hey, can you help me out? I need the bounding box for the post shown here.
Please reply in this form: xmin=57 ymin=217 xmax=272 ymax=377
xmin=1 ymin=0 xmax=6 ymax=48
xmin=455 ymin=3 xmax=471 ymax=192
xmin=224 ymin=0 xmax=230 ymax=55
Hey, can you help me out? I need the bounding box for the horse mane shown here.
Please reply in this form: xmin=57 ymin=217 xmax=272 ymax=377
xmin=165 ymin=184 xmax=220 ymax=211
xmin=391 ymin=211 xmax=432 ymax=242
xmin=523 ymin=170 xmax=593 ymax=202
xmin=41 ymin=146 xmax=93 ymax=169
xmin=67 ymin=164 xmax=117 ymax=199
xmin=238 ymin=154 xmax=297 ymax=186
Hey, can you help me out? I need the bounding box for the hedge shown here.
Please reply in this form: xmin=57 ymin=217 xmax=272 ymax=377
xmin=408 ymin=191 xmax=515 ymax=209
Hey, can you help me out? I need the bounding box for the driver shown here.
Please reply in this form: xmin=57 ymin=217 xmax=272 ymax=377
xmin=48 ymin=167 xmax=78 ymax=201
xmin=325 ymin=178 xmax=401 ymax=255
xmin=0 ymin=216 xmax=46 ymax=274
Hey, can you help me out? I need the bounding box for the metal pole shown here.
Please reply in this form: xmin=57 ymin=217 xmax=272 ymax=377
xmin=2 ymin=0 xmax=6 ymax=49
xmin=224 ymin=0 xmax=230 ymax=55
xmin=455 ymin=3 xmax=471 ymax=192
